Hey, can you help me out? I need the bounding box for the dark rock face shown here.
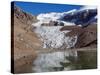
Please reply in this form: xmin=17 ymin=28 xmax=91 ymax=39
xmin=41 ymin=21 xmax=64 ymax=26
xmin=58 ymin=22 xmax=64 ymax=26
xmin=41 ymin=23 xmax=50 ymax=26
xmin=60 ymin=24 xmax=97 ymax=48
xmin=62 ymin=9 xmax=97 ymax=27
xmin=49 ymin=21 xmax=58 ymax=26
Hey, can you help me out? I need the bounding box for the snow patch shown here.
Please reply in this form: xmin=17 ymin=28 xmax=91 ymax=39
xmin=37 ymin=9 xmax=77 ymax=22
xmin=32 ymin=9 xmax=77 ymax=27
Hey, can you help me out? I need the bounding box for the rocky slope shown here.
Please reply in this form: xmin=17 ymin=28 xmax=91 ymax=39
xmin=60 ymin=24 xmax=97 ymax=48
xmin=12 ymin=6 xmax=42 ymax=73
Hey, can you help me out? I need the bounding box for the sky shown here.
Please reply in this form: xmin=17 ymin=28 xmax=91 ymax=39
xmin=13 ymin=1 xmax=83 ymax=15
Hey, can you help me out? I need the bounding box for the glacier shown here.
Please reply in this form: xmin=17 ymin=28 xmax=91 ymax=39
xmin=32 ymin=6 xmax=97 ymax=49
xmin=34 ymin=26 xmax=77 ymax=49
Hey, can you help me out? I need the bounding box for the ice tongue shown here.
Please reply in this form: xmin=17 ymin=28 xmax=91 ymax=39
xmin=34 ymin=26 xmax=77 ymax=49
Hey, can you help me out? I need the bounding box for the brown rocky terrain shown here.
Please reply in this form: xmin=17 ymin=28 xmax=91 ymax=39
xmin=12 ymin=6 xmax=42 ymax=73
xmin=60 ymin=24 xmax=97 ymax=48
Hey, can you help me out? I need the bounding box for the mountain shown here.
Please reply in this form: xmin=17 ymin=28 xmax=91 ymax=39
xmin=33 ymin=6 xmax=97 ymax=27
xmin=13 ymin=5 xmax=97 ymax=73
xmin=62 ymin=9 xmax=97 ymax=27
xmin=14 ymin=5 xmax=37 ymax=25
xmin=32 ymin=6 xmax=97 ymax=49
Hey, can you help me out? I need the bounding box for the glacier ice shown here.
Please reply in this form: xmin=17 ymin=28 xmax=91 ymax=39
xmin=34 ymin=26 xmax=77 ymax=49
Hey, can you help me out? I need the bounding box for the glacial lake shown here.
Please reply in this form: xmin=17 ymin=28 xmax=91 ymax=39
xmin=15 ymin=50 xmax=97 ymax=73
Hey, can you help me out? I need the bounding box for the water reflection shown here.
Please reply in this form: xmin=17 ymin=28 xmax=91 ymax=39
xmin=33 ymin=50 xmax=77 ymax=72
xmin=60 ymin=50 xmax=97 ymax=70
xmin=15 ymin=50 xmax=97 ymax=73
xmin=32 ymin=50 xmax=97 ymax=72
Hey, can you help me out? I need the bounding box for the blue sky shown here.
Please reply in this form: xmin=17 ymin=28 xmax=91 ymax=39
xmin=14 ymin=1 xmax=83 ymax=15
